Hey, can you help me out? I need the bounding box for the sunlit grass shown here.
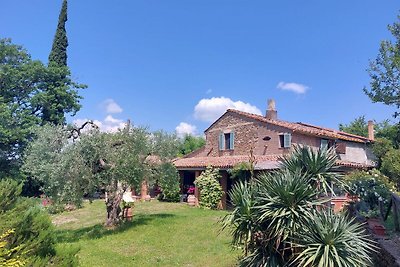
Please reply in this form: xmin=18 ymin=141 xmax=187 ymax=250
xmin=53 ymin=200 xmax=239 ymax=267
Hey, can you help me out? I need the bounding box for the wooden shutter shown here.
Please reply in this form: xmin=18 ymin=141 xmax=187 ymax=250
xmin=283 ymin=133 xmax=291 ymax=148
xmin=230 ymin=132 xmax=235 ymax=150
xmin=219 ymin=133 xmax=225 ymax=150
xmin=336 ymin=142 xmax=346 ymax=154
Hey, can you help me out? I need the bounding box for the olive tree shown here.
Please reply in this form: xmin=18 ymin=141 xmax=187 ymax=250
xmin=23 ymin=123 xmax=151 ymax=227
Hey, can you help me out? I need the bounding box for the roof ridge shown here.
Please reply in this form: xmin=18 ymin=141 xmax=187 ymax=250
xmin=226 ymin=109 xmax=371 ymax=143
xmin=297 ymin=122 xmax=369 ymax=140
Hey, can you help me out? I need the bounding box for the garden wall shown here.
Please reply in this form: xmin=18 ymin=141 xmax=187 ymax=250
xmin=373 ymin=237 xmax=400 ymax=267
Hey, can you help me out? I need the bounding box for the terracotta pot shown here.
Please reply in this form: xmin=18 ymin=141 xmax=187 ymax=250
xmin=187 ymin=195 xmax=196 ymax=206
xmin=373 ymin=225 xmax=386 ymax=236
xmin=367 ymin=218 xmax=381 ymax=229
xmin=124 ymin=207 xmax=133 ymax=221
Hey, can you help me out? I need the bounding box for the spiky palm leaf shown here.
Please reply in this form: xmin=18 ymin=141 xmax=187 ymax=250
xmin=255 ymin=171 xmax=322 ymax=249
xmin=292 ymin=210 xmax=376 ymax=267
xmin=280 ymin=145 xmax=342 ymax=195
xmin=221 ymin=180 xmax=258 ymax=254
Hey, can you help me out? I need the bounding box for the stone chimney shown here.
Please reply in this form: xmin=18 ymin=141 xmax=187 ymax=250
xmin=265 ymin=99 xmax=277 ymax=120
xmin=368 ymin=120 xmax=374 ymax=141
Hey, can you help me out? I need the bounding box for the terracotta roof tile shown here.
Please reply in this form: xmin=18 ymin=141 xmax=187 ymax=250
xmin=207 ymin=109 xmax=372 ymax=144
xmin=173 ymin=155 xmax=374 ymax=170
xmin=173 ymin=155 xmax=280 ymax=170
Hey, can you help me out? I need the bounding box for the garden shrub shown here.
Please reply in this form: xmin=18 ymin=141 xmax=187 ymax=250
xmin=194 ymin=166 xmax=223 ymax=209
xmin=381 ymin=149 xmax=400 ymax=188
xmin=0 ymin=229 xmax=27 ymax=267
xmin=228 ymin=162 xmax=251 ymax=181
xmin=157 ymin=163 xmax=180 ymax=202
xmin=344 ymin=169 xmax=395 ymax=213
xmin=0 ymin=179 xmax=78 ymax=266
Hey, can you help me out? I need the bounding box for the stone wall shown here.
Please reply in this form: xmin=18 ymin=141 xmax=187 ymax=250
xmin=373 ymin=237 xmax=400 ymax=267
xmin=205 ymin=112 xmax=325 ymax=157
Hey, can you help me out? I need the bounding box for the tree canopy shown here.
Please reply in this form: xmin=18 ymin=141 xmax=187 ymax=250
xmin=178 ymin=134 xmax=205 ymax=156
xmin=364 ymin=15 xmax=400 ymax=118
xmin=0 ymin=39 xmax=85 ymax=179
xmin=23 ymin=123 xmax=181 ymax=226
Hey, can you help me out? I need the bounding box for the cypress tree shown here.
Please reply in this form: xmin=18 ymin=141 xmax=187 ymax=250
xmin=48 ymin=0 xmax=68 ymax=66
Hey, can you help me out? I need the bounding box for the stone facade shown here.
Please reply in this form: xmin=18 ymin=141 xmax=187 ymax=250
xmin=203 ymin=111 xmax=374 ymax=163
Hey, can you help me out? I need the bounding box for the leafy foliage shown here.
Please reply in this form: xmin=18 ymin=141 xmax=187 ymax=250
xmin=23 ymin=123 xmax=181 ymax=226
xmin=177 ymin=135 xmax=205 ymax=156
xmin=229 ymin=162 xmax=252 ymax=181
xmin=0 ymin=229 xmax=27 ymax=267
xmin=0 ymin=38 xmax=85 ymax=179
xmin=339 ymin=116 xmax=399 ymax=147
xmin=156 ymin=163 xmax=180 ymax=202
xmin=194 ymin=166 xmax=223 ymax=209
xmin=0 ymin=179 xmax=78 ymax=266
xmin=381 ymin=149 xmax=400 ymax=188
xmin=364 ymin=15 xmax=400 ymax=118
xmin=345 ymin=169 xmax=395 ymax=212
xmin=339 ymin=115 xmax=371 ymax=137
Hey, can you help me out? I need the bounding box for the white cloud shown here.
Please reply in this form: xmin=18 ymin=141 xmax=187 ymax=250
xmin=277 ymin=81 xmax=309 ymax=94
xmin=73 ymin=115 xmax=126 ymax=133
xmin=101 ymin=99 xmax=123 ymax=114
xmin=194 ymin=96 xmax=262 ymax=122
xmin=175 ymin=122 xmax=197 ymax=138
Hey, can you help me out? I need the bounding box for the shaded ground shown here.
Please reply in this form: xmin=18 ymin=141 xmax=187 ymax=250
xmin=52 ymin=200 xmax=239 ymax=267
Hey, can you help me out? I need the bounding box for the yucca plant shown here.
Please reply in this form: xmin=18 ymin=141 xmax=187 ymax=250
xmin=280 ymin=145 xmax=343 ymax=195
xmin=250 ymin=171 xmax=323 ymax=264
xmin=221 ymin=180 xmax=258 ymax=255
xmin=292 ymin=209 xmax=376 ymax=267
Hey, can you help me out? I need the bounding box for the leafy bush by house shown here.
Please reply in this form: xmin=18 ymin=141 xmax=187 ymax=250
xmin=345 ymin=169 xmax=395 ymax=212
xmin=194 ymin=166 xmax=223 ymax=209
xmin=157 ymin=163 xmax=180 ymax=202
xmin=228 ymin=162 xmax=252 ymax=181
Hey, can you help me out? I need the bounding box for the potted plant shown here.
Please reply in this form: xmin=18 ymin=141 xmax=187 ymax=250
xmin=121 ymin=200 xmax=134 ymax=221
xmin=360 ymin=209 xmax=386 ymax=236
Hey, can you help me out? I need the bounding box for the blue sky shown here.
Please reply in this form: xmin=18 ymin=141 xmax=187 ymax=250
xmin=1 ymin=1 xmax=399 ymax=135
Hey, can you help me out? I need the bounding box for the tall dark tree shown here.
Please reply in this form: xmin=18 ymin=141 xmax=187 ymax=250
xmin=41 ymin=0 xmax=85 ymax=125
xmin=48 ymin=0 xmax=68 ymax=67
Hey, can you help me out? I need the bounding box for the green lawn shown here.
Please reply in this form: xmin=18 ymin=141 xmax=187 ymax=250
xmin=52 ymin=200 xmax=240 ymax=267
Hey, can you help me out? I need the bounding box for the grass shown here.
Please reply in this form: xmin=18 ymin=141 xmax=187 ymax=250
xmin=52 ymin=200 xmax=240 ymax=267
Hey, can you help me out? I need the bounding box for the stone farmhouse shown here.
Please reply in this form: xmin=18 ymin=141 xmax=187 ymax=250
xmin=173 ymin=100 xmax=376 ymax=209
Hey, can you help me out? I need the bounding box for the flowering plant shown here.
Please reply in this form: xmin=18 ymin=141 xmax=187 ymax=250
xmin=345 ymin=169 xmax=395 ymax=211
xmin=187 ymin=185 xmax=195 ymax=194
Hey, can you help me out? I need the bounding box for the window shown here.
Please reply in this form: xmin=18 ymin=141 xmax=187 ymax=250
xmin=279 ymin=133 xmax=291 ymax=148
xmin=219 ymin=132 xmax=234 ymax=150
xmin=320 ymin=139 xmax=328 ymax=150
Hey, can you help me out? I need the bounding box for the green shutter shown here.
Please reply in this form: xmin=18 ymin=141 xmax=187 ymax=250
xmin=283 ymin=133 xmax=291 ymax=148
xmin=321 ymin=139 xmax=328 ymax=150
xmin=230 ymin=132 xmax=235 ymax=150
xmin=219 ymin=133 xmax=225 ymax=150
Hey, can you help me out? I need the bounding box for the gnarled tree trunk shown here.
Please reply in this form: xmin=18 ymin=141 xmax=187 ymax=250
xmin=105 ymin=180 xmax=125 ymax=227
